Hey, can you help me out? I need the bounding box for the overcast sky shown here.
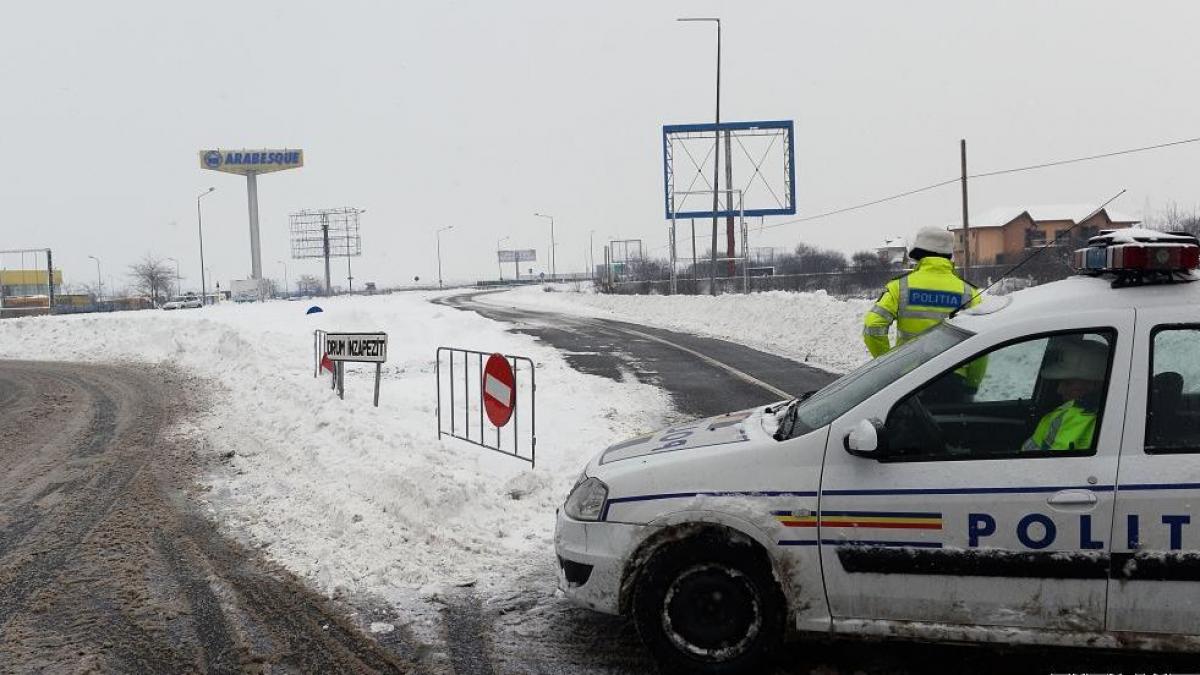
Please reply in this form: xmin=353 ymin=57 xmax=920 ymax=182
xmin=2 ymin=1 xmax=1198 ymax=292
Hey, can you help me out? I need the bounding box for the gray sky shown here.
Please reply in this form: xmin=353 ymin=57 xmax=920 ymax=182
xmin=2 ymin=1 xmax=1198 ymax=292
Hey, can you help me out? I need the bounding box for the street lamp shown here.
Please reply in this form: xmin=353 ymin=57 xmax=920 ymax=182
xmin=197 ymin=187 xmax=216 ymax=305
xmin=87 ymin=255 xmax=102 ymax=301
xmin=347 ymin=208 xmax=365 ymax=293
xmin=588 ymin=229 xmax=596 ymax=280
xmin=677 ymin=16 xmax=721 ymax=295
xmin=436 ymin=225 xmax=454 ymax=288
xmin=277 ymin=259 xmax=289 ymax=298
xmin=533 ymin=213 xmax=556 ymax=279
xmin=165 ymin=256 xmax=180 ymax=297
xmin=497 ymin=235 xmax=510 ymax=281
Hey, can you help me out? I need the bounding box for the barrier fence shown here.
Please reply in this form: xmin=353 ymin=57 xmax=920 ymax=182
xmin=436 ymin=347 xmax=536 ymax=466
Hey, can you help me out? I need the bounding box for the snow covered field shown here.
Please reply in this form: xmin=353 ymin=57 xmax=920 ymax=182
xmin=0 ymin=291 xmax=674 ymax=638
xmin=483 ymin=284 xmax=874 ymax=373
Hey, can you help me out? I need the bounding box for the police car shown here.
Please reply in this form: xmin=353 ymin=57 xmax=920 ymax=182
xmin=555 ymin=228 xmax=1200 ymax=673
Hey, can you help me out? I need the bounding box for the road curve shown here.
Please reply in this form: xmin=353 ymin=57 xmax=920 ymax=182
xmin=0 ymin=361 xmax=419 ymax=673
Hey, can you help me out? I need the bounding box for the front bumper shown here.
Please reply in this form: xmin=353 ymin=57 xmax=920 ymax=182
xmin=554 ymin=508 xmax=648 ymax=615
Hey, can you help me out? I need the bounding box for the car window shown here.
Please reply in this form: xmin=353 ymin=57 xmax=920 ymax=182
xmin=885 ymin=329 xmax=1116 ymax=461
xmin=1146 ymin=326 xmax=1200 ymax=454
xmin=780 ymin=323 xmax=971 ymax=438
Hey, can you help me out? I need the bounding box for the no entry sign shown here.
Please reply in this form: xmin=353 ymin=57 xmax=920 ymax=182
xmin=483 ymin=353 xmax=515 ymax=427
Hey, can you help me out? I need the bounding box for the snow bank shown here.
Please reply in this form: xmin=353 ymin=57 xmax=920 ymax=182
xmin=0 ymin=293 xmax=671 ymax=613
xmin=487 ymin=285 xmax=874 ymax=373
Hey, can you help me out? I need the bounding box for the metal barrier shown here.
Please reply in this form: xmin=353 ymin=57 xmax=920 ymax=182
xmin=436 ymin=347 xmax=536 ymax=467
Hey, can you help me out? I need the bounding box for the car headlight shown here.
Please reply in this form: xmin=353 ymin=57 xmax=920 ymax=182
xmin=564 ymin=477 xmax=608 ymax=521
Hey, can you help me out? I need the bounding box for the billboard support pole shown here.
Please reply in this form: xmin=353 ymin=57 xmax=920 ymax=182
xmin=46 ymin=248 xmax=54 ymax=312
xmin=321 ymin=213 xmax=332 ymax=295
xmin=247 ymin=172 xmax=262 ymax=280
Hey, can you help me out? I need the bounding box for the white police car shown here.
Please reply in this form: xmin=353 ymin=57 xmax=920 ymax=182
xmin=556 ymin=228 xmax=1200 ymax=673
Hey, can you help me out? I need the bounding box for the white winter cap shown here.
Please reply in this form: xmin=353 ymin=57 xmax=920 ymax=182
xmin=910 ymin=227 xmax=956 ymax=256
xmin=1042 ymin=341 xmax=1108 ymax=381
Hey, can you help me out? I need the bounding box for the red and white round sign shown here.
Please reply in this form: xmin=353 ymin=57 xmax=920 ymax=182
xmin=483 ymin=353 xmax=516 ymax=427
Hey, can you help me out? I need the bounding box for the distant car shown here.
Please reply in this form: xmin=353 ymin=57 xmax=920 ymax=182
xmin=162 ymin=295 xmax=202 ymax=310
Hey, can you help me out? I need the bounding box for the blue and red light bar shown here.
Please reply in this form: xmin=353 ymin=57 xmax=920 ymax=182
xmin=1073 ymin=228 xmax=1200 ymax=275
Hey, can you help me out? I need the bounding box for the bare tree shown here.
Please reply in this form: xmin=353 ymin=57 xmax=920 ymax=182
xmin=1147 ymin=202 xmax=1200 ymax=237
xmin=128 ymin=255 xmax=174 ymax=305
xmin=851 ymin=250 xmax=890 ymax=271
xmin=296 ymin=274 xmax=322 ymax=296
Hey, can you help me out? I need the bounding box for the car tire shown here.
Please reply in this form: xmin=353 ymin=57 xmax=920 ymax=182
xmin=633 ymin=533 xmax=785 ymax=675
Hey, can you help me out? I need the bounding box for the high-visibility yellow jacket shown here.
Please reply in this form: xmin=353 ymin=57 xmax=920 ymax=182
xmin=1022 ymin=399 xmax=1098 ymax=451
xmin=863 ymin=257 xmax=978 ymax=358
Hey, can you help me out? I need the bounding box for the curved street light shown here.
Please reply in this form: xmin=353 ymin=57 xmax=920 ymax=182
xmin=497 ymin=235 xmax=510 ymax=281
xmin=87 ymin=255 xmax=102 ymax=301
xmin=436 ymin=225 xmax=454 ymax=288
xmin=533 ymin=213 xmax=556 ymax=279
xmin=197 ymin=187 xmax=216 ymax=305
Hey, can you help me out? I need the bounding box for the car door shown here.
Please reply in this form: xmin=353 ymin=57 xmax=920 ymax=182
xmin=1107 ymin=308 xmax=1200 ymax=634
xmin=820 ymin=311 xmax=1132 ymax=631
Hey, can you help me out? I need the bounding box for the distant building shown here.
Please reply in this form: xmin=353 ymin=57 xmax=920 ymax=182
xmin=951 ymin=205 xmax=1139 ymax=265
xmin=875 ymin=237 xmax=908 ymax=266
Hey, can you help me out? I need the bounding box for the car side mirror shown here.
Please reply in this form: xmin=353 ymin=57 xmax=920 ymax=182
xmin=844 ymin=418 xmax=887 ymax=458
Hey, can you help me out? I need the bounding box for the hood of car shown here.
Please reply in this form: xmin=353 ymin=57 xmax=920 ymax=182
xmin=597 ymin=407 xmax=770 ymax=465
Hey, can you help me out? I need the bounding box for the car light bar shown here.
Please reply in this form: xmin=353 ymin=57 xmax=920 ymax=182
xmin=1073 ymin=228 xmax=1200 ymax=275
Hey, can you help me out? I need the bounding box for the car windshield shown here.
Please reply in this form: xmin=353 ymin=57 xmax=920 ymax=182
xmin=777 ymin=323 xmax=972 ymax=438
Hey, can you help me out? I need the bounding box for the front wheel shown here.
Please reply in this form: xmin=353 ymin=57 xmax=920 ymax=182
xmin=633 ymin=535 xmax=785 ymax=674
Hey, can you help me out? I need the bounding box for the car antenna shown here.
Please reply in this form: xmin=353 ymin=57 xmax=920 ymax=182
xmin=949 ymin=188 xmax=1127 ymax=317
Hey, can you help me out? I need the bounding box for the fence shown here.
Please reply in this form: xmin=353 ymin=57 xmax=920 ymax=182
xmin=601 ymin=255 xmax=1075 ymax=298
xmin=436 ymin=347 xmax=537 ymax=466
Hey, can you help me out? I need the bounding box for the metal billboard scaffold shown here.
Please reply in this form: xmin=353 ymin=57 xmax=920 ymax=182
xmin=497 ymin=249 xmax=536 ymax=280
xmin=290 ymin=207 xmax=363 ymax=295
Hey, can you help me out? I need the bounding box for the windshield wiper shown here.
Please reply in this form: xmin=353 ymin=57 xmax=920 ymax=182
xmin=772 ymin=390 xmax=816 ymax=441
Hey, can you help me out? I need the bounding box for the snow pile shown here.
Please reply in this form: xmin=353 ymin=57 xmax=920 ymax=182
xmin=486 ymin=285 xmax=874 ymax=373
xmin=0 ymin=293 xmax=671 ymax=607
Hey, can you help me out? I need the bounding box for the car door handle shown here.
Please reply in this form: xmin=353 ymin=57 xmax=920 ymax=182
xmin=1047 ymin=489 xmax=1097 ymax=508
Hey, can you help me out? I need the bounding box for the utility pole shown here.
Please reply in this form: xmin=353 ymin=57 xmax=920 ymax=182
xmin=960 ymin=139 xmax=971 ymax=282
xmin=725 ymin=128 xmax=735 ymax=277
xmin=436 ymin=225 xmax=454 ymax=288
xmin=677 ymin=17 xmax=721 ymax=296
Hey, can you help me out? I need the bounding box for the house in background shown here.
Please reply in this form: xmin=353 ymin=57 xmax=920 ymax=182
xmin=875 ymin=237 xmax=908 ymax=266
xmin=950 ymin=205 xmax=1139 ymax=265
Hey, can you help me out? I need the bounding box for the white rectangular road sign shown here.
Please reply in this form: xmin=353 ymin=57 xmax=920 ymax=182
xmin=325 ymin=332 xmax=388 ymax=363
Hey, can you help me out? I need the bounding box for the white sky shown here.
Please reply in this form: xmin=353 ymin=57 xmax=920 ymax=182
xmin=2 ymin=1 xmax=1198 ymax=292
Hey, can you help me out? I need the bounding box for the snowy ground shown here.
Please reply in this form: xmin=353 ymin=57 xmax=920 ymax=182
xmin=481 ymin=284 xmax=874 ymax=373
xmin=0 ymin=291 xmax=674 ymax=652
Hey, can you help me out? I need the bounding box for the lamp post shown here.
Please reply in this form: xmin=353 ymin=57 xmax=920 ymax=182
xmin=497 ymin=235 xmax=510 ymax=281
xmin=436 ymin=225 xmax=454 ymax=288
xmin=677 ymin=16 xmax=720 ymax=295
xmin=347 ymin=208 xmax=365 ymax=293
xmin=534 ymin=212 xmax=556 ymax=279
xmin=87 ymin=255 xmax=102 ymax=302
xmin=277 ymin=259 xmax=289 ymax=298
xmin=588 ymin=229 xmax=596 ymax=280
xmin=166 ymin=256 xmax=180 ymax=297
xmin=197 ymin=187 xmax=215 ymax=305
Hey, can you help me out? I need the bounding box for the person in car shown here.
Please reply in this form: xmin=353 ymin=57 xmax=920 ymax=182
xmin=1022 ymin=341 xmax=1108 ymax=452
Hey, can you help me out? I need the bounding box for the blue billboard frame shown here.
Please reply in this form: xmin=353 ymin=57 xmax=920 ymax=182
xmin=663 ymin=120 xmax=796 ymax=220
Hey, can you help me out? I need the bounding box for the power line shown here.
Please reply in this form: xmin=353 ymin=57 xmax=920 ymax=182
xmin=757 ymin=134 xmax=1200 ymax=232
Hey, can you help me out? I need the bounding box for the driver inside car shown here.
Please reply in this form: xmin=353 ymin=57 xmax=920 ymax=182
xmin=1021 ymin=340 xmax=1108 ymax=452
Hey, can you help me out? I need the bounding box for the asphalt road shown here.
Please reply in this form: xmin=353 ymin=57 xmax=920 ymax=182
xmin=0 ymin=361 xmax=424 ymax=674
xmin=433 ymin=289 xmax=1197 ymax=675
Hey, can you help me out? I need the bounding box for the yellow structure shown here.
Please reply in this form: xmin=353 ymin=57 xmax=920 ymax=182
xmin=0 ymin=269 xmax=62 ymax=297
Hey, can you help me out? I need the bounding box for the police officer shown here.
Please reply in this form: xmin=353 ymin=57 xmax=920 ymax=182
xmin=1022 ymin=341 xmax=1107 ymax=452
xmin=862 ymin=226 xmax=978 ymax=357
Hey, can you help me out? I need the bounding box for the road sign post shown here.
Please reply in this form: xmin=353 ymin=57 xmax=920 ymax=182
xmin=319 ymin=331 xmax=388 ymax=406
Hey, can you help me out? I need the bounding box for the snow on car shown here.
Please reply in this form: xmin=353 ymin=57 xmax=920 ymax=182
xmin=162 ymin=295 xmax=202 ymax=310
xmin=556 ymin=228 xmax=1200 ymax=673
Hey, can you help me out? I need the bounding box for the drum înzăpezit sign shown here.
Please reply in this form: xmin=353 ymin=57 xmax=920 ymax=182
xmin=199 ymin=148 xmax=304 ymax=175
xmin=324 ymin=333 xmax=388 ymax=363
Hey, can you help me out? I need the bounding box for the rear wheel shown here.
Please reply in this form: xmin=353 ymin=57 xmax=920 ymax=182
xmin=633 ymin=534 xmax=785 ymax=674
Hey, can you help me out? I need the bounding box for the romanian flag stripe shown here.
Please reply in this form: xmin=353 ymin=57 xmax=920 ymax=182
xmin=774 ymin=511 xmax=943 ymax=530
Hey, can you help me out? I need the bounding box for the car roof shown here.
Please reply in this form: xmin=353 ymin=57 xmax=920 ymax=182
xmin=953 ymin=274 xmax=1200 ymax=332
